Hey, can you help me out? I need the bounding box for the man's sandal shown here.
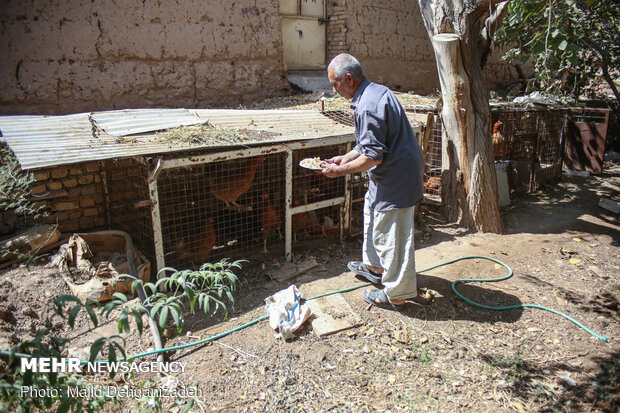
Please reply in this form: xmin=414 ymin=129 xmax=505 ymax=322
xmin=347 ymin=261 xmax=382 ymax=284
xmin=362 ymin=289 xmax=405 ymax=311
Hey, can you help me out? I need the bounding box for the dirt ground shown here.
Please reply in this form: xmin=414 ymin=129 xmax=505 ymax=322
xmin=1 ymin=161 xmax=619 ymax=412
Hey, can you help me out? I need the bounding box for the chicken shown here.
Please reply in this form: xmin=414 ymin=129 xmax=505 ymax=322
xmin=260 ymin=192 xmax=281 ymax=253
xmin=210 ymin=155 xmax=264 ymax=211
xmin=321 ymin=216 xmax=338 ymax=237
xmin=176 ymin=218 xmax=216 ymax=266
xmin=292 ymin=200 xmax=309 ymax=241
xmin=424 ymin=175 xmax=442 ymax=195
xmin=492 ymin=120 xmax=509 ymax=159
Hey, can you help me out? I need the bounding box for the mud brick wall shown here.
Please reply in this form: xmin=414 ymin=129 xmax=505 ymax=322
xmin=0 ymin=0 xmax=287 ymax=115
xmin=326 ymin=0 xmax=520 ymax=94
xmin=29 ymin=162 xmax=106 ymax=233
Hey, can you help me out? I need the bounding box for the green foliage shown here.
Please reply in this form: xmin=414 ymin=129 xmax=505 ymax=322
xmin=0 ymin=147 xmax=46 ymax=219
xmin=496 ymin=0 xmax=619 ymax=103
xmin=0 ymin=259 xmax=241 ymax=411
xmin=0 ymin=298 xmax=123 ymax=413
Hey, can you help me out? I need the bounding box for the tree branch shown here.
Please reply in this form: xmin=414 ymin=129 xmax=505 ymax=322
xmin=482 ymin=0 xmax=511 ymax=42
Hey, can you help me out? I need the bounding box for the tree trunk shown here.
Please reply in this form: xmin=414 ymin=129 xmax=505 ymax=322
xmin=418 ymin=0 xmax=507 ymax=233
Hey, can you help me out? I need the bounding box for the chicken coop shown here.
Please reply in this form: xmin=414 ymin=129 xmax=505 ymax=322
xmin=0 ymin=109 xmax=363 ymax=276
xmin=403 ymin=105 xmax=569 ymax=198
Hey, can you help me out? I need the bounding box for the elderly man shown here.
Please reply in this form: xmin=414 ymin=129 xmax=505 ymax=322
xmin=322 ymin=53 xmax=425 ymax=310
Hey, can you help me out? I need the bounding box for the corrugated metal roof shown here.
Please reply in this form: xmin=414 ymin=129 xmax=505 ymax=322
xmin=0 ymin=109 xmax=354 ymax=170
xmin=91 ymin=108 xmax=205 ymax=136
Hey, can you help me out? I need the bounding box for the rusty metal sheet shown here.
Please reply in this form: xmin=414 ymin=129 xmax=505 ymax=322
xmin=0 ymin=109 xmax=354 ymax=170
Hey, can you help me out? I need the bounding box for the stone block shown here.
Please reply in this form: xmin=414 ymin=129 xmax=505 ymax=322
xmin=47 ymin=181 xmax=63 ymax=191
xmin=80 ymin=198 xmax=95 ymax=208
xmin=78 ymin=175 xmax=94 ymax=185
xmin=51 ymin=168 xmax=69 ymax=179
xmin=63 ymin=177 xmax=78 ymax=188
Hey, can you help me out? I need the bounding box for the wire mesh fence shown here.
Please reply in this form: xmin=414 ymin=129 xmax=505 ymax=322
xmin=103 ymin=158 xmax=155 ymax=266
xmin=155 ymin=152 xmax=285 ymax=269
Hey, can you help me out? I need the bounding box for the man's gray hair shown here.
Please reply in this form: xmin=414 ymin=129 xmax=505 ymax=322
xmin=328 ymin=53 xmax=364 ymax=80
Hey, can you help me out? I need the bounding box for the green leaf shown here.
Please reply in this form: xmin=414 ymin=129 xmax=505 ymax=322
xmin=558 ymin=40 xmax=568 ymax=50
xmin=85 ymin=305 xmax=98 ymax=327
xmin=56 ymin=397 xmax=73 ymax=413
xmin=89 ymin=338 xmax=106 ymax=362
xmin=131 ymin=309 xmax=144 ymax=336
xmin=68 ymin=305 xmax=81 ymax=328
xmin=158 ymin=306 xmax=169 ymax=329
xmin=118 ymin=309 xmax=129 ymax=334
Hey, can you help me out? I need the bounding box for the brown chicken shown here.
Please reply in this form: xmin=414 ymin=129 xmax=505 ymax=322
xmin=176 ymin=218 xmax=216 ymax=266
xmin=424 ymin=175 xmax=442 ymax=195
xmin=492 ymin=120 xmax=509 ymax=159
xmin=292 ymin=200 xmax=309 ymax=241
xmin=210 ymin=155 xmax=264 ymax=211
xmin=261 ymin=192 xmax=281 ymax=253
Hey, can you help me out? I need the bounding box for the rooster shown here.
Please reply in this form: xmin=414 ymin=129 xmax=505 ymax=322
xmin=260 ymin=192 xmax=281 ymax=253
xmin=492 ymin=120 xmax=509 ymax=159
xmin=210 ymin=155 xmax=264 ymax=212
xmin=176 ymin=218 xmax=216 ymax=266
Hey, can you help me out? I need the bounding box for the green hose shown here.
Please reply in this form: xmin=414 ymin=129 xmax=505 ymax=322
xmin=3 ymin=255 xmax=608 ymax=364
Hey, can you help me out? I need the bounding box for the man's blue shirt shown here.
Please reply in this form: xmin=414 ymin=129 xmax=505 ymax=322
xmin=351 ymin=78 xmax=425 ymax=211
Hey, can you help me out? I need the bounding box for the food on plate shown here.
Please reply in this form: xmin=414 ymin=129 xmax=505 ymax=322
xmin=299 ymin=157 xmax=326 ymax=169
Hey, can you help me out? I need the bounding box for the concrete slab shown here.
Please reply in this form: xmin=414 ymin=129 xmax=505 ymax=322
xmin=287 ymin=72 xmax=332 ymax=93
xmin=306 ymin=293 xmax=362 ymax=337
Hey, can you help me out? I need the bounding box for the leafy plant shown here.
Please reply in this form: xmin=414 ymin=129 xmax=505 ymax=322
xmin=0 ymin=147 xmax=46 ymax=219
xmin=106 ymin=259 xmax=242 ymax=337
xmin=495 ymin=0 xmax=619 ymax=104
xmin=0 ymin=297 xmax=123 ymax=413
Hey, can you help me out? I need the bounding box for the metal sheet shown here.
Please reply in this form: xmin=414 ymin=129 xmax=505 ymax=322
xmin=0 ymin=109 xmax=354 ymax=170
xmin=91 ymin=109 xmax=205 ymax=136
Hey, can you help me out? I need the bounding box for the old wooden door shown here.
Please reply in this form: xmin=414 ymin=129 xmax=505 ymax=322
xmin=280 ymin=0 xmax=326 ymax=69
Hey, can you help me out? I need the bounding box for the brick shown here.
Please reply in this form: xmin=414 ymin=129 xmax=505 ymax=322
xmin=53 ymin=201 xmax=79 ymax=211
xmin=81 ymin=185 xmax=97 ymax=195
xmin=94 ymin=175 xmax=102 ymax=183
xmin=47 ymin=181 xmax=63 ymax=191
xmin=94 ymin=217 xmax=106 ymax=227
xmin=67 ymin=187 xmax=82 ymax=198
xmin=68 ymin=211 xmax=82 ymax=220
xmin=70 ymin=167 xmax=83 ymax=175
xmin=52 ymin=212 xmax=69 ymax=222
xmin=51 ymin=168 xmax=69 ymax=179
xmin=80 ymin=198 xmax=95 ymax=207
xmin=31 ymin=183 xmax=47 ymax=195
xmin=84 ymin=162 xmax=100 ymax=173
xmin=83 ymin=207 xmax=99 ymax=217
xmin=78 ymin=175 xmax=94 ymax=185
xmin=63 ymin=177 xmax=78 ymax=188
xmin=33 ymin=170 xmax=50 ymax=181
xmin=59 ymin=222 xmax=80 ymax=232
xmin=78 ymin=216 xmax=95 ymax=228
xmin=94 ymin=193 xmax=105 ymax=204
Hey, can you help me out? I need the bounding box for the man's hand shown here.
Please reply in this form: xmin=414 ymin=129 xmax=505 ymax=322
xmin=322 ymin=162 xmax=341 ymax=178
xmin=326 ymin=155 xmax=346 ymax=165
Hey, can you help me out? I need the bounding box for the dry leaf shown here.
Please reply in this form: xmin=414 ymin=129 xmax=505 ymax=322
xmin=572 ymin=237 xmax=582 ymax=242
xmin=513 ymin=401 xmax=525 ymax=413
xmin=569 ymin=258 xmax=582 ymax=265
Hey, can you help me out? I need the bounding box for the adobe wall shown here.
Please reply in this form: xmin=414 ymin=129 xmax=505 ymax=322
xmin=327 ymin=0 xmax=519 ymax=94
xmin=0 ymin=0 xmax=287 ymax=115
